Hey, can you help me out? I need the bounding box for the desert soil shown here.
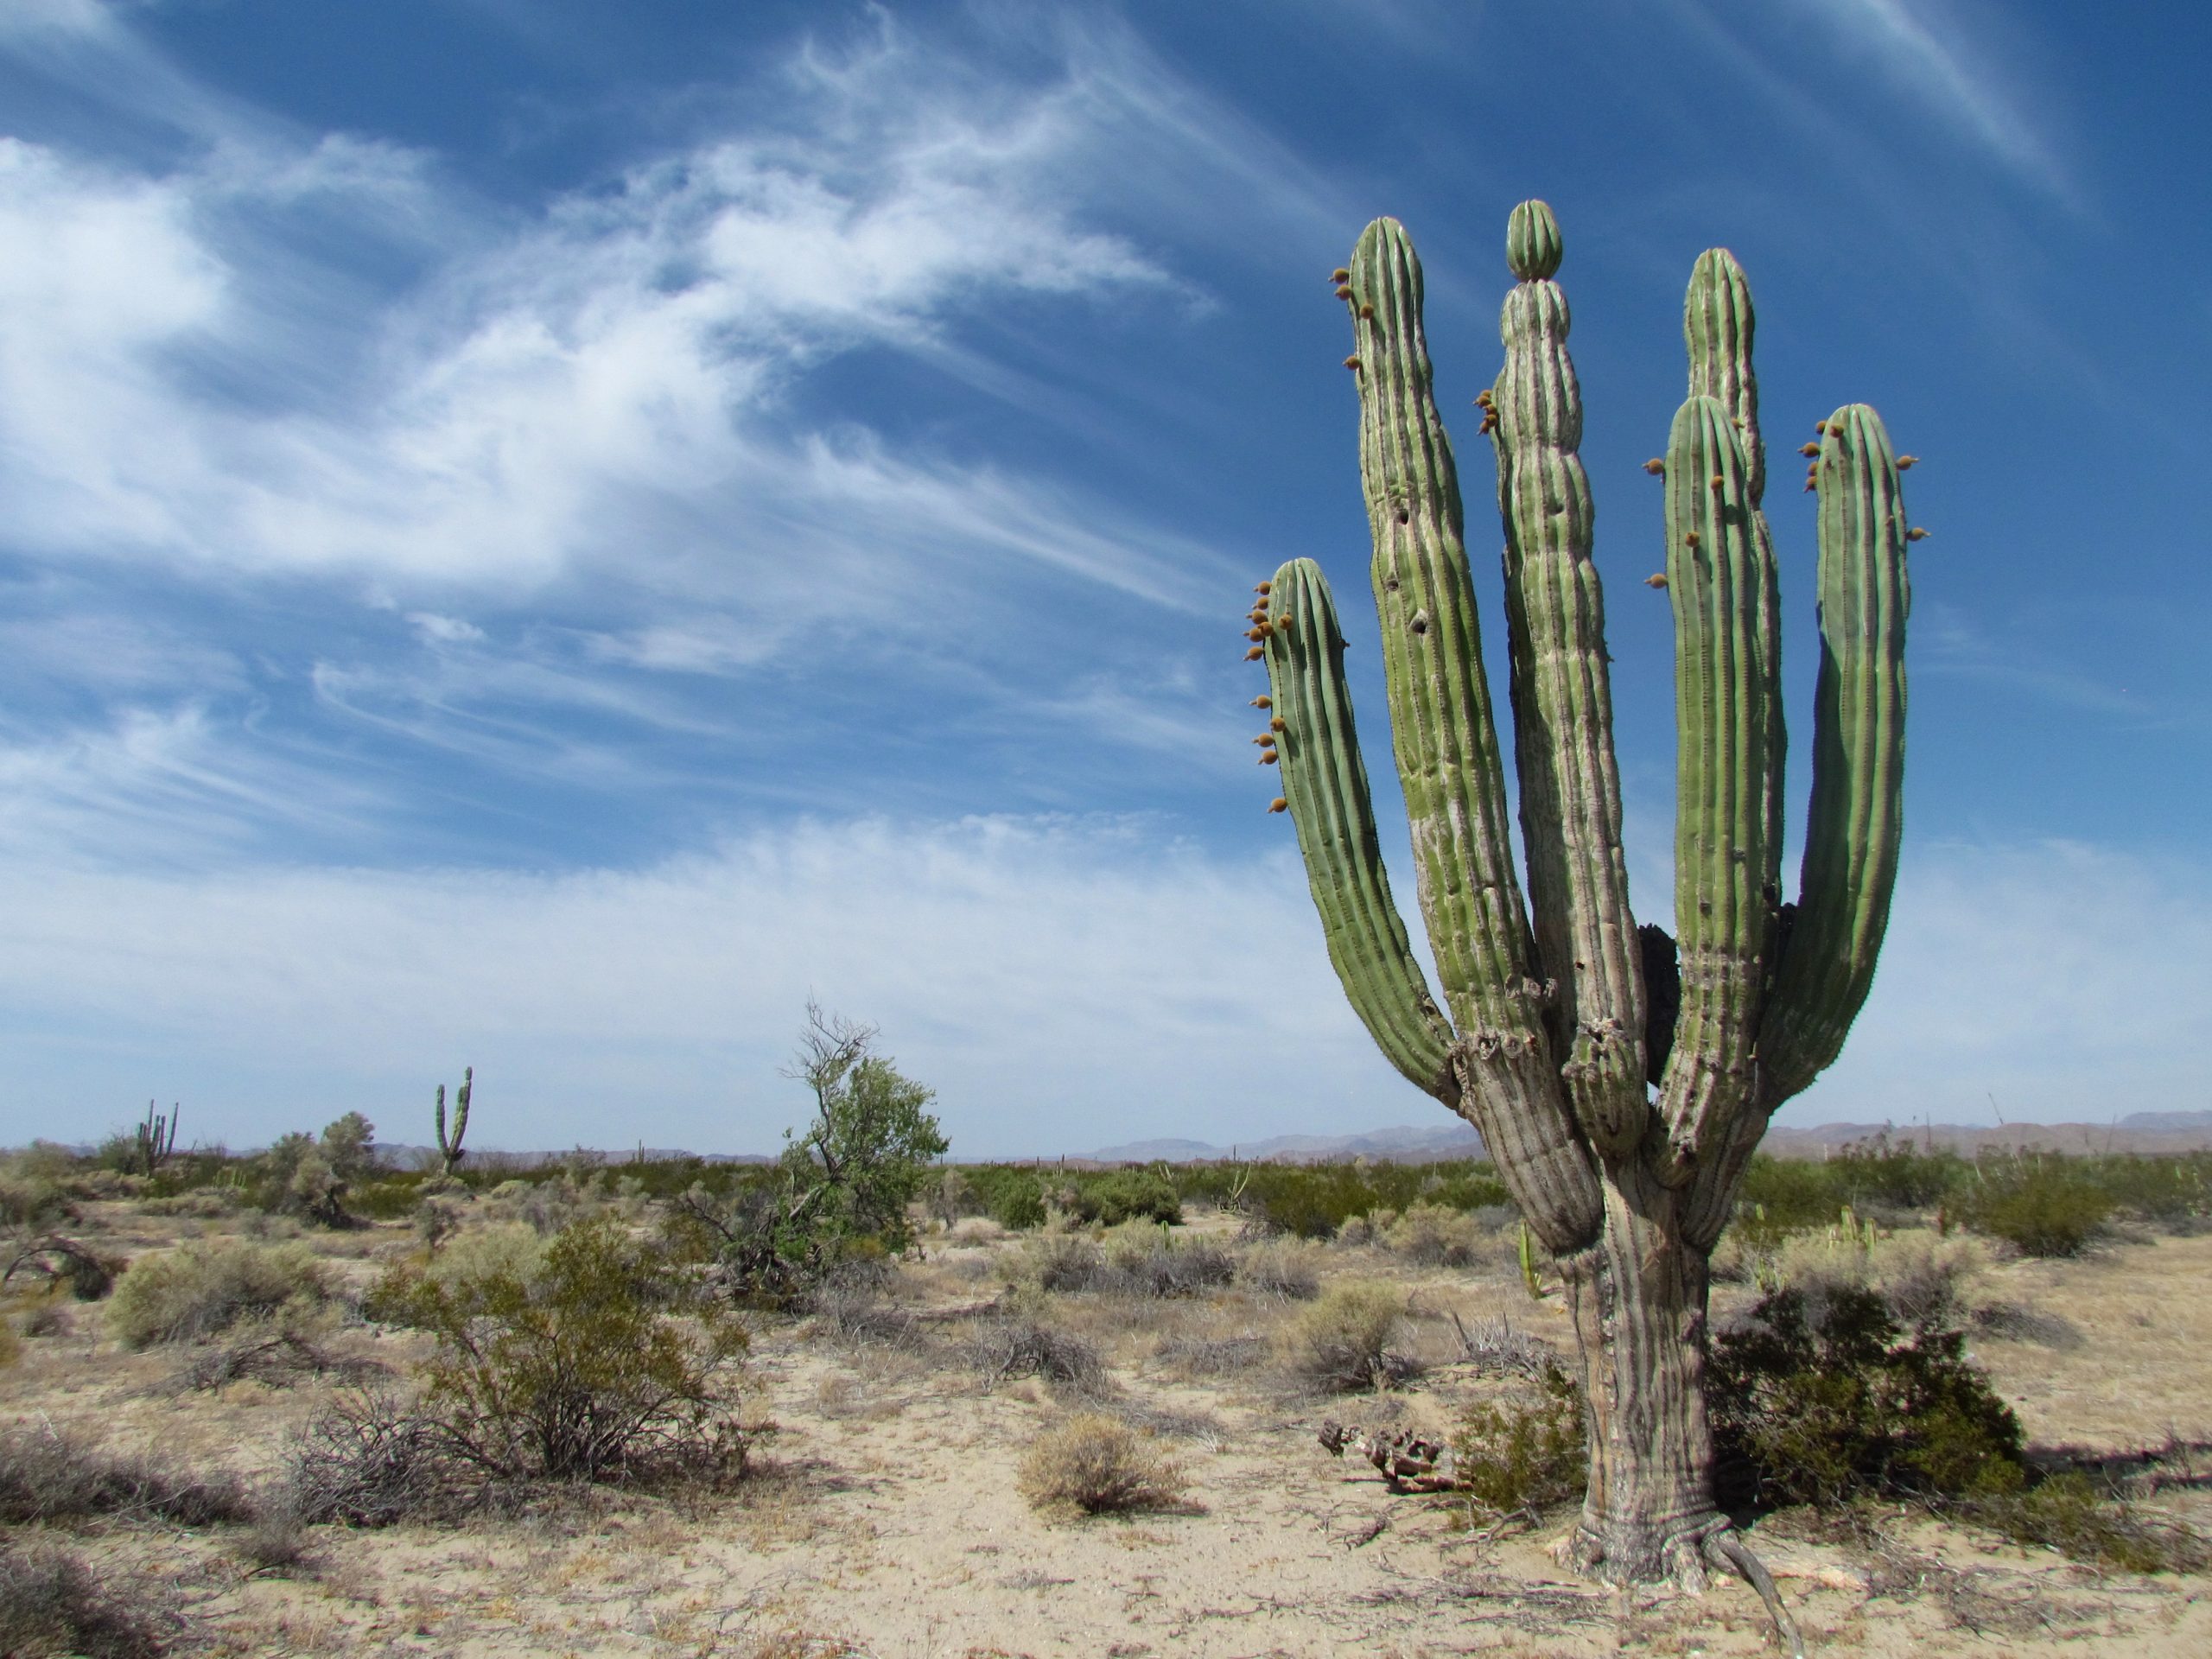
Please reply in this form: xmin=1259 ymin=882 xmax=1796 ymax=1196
xmin=11 ymin=1203 xmax=2212 ymax=1657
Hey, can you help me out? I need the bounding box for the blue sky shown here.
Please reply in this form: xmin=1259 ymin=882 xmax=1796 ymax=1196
xmin=2 ymin=0 xmax=2206 ymax=1157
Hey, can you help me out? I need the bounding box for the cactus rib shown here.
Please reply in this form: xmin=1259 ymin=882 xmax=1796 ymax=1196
xmin=1491 ymin=206 xmax=1649 ymax=1154
xmin=1261 ymin=558 xmax=1459 ymax=1099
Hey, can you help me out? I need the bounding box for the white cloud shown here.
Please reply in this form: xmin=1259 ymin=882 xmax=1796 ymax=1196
xmin=2 ymin=813 xmax=2199 ymax=1154
xmin=0 ymin=815 xmax=1403 ymax=1156
xmin=1778 ymin=838 xmax=2212 ymax=1126
xmin=1792 ymin=0 xmax=2070 ymax=201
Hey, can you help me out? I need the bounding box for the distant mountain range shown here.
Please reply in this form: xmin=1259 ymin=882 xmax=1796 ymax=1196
xmin=1090 ymin=1110 xmax=2212 ymax=1164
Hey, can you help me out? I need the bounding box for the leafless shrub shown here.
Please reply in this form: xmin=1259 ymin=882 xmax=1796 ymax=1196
xmin=1026 ymin=1233 xmax=1108 ymax=1293
xmin=2 ymin=1235 xmax=116 ymax=1302
xmin=1237 ymin=1239 xmax=1321 ymax=1300
xmin=0 ymin=1543 xmax=168 ymax=1657
xmin=804 ymin=1268 xmax=923 ymax=1350
xmin=1153 ymin=1332 xmax=1268 ymax=1378
xmin=1016 ymin=1414 xmax=1187 ymax=1516
xmin=1970 ymin=1301 xmax=2084 ymax=1349
xmin=966 ymin=1315 xmax=1107 ymax=1395
xmin=1447 ymin=1309 xmax=1561 ymax=1381
xmin=166 ymin=1319 xmax=393 ymax=1394
xmin=0 ymin=1423 xmax=251 ymax=1527
xmin=280 ymin=1385 xmax=451 ymax=1527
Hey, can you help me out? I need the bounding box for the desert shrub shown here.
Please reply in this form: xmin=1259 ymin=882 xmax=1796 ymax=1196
xmin=1278 ymin=1280 xmax=1413 ymax=1393
xmin=1098 ymin=1224 xmax=1236 ymax=1297
xmin=280 ymin=1385 xmax=449 ymax=1527
xmin=1452 ymin=1362 xmax=1586 ymax=1523
xmin=966 ymin=1314 xmax=1106 ymax=1395
xmin=2 ymin=1235 xmax=116 ymax=1301
xmin=0 ymin=1175 xmax=70 ymax=1232
xmin=1173 ymin=1160 xmax=1510 ymax=1239
xmin=365 ymin=1214 xmax=746 ymax=1484
xmin=1384 ymin=1202 xmax=1484 ymax=1267
xmin=1957 ymin=1155 xmax=2114 ymax=1257
xmin=108 ymin=1239 xmax=331 ymax=1349
xmin=1828 ymin=1131 xmax=1967 ymax=1213
xmin=1237 ymin=1238 xmax=1321 ymax=1300
xmin=349 ymin=1178 xmax=426 ymax=1221
xmin=1068 ymin=1168 xmax=1181 ymax=1228
xmin=1016 ymin=1414 xmax=1185 ymax=1516
xmin=1153 ymin=1331 xmax=1268 ymax=1377
xmin=2088 ymin=1154 xmax=2212 ymax=1228
xmin=804 ymin=1262 xmax=922 ymax=1349
xmin=0 ymin=1423 xmax=252 ymax=1526
xmin=1023 ymin=1232 xmax=1109 ymax=1294
xmin=1965 ymin=1469 xmax=2209 ymax=1573
xmin=0 ymin=1544 xmax=166 ymax=1658
xmin=1708 ymin=1282 xmax=2024 ymax=1510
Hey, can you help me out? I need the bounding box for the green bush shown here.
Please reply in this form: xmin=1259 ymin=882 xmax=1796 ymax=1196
xmin=1710 ymin=1282 xmax=2024 ymax=1510
xmin=1068 ymin=1168 xmax=1181 ymax=1227
xmin=108 ymin=1239 xmax=331 ymax=1349
xmin=1451 ymin=1363 xmax=1586 ymax=1523
xmin=1956 ymin=1155 xmax=2115 ymax=1257
xmin=367 ymin=1214 xmax=746 ymax=1483
xmin=1383 ymin=1202 xmax=1486 ymax=1267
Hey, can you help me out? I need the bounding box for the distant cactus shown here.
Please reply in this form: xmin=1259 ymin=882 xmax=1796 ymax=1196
xmin=134 ymin=1101 xmax=179 ymax=1178
xmin=434 ymin=1067 xmax=473 ymax=1178
xmin=1256 ymin=203 xmax=1912 ymax=1599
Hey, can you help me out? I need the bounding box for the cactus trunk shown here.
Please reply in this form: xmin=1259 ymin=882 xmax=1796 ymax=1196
xmin=1262 ymin=206 xmax=1912 ymax=1592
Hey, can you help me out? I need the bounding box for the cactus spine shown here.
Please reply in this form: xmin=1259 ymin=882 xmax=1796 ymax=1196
xmin=1261 ymin=205 xmax=1911 ymax=1588
xmin=434 ymin=1066 xmax=473 ymax=1177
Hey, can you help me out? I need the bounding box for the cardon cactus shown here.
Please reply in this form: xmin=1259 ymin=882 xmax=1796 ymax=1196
xmin=1253 ymin=204 xmax=1912 ymax=1598
xmin=434 ymin=1066 xmax=473 ymax=1177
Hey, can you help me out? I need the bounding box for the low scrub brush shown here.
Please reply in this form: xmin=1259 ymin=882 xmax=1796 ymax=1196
xmin=1016 ymin=1413 xmax=1186 ymax=1516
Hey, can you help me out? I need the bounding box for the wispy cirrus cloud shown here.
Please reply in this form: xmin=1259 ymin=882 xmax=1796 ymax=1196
xmin=1788 ymin=0 xmax=2073 ymax=203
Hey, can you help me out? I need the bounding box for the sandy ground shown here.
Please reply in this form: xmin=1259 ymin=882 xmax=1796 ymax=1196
xmin=10 ymin=1203 xmax=2212 ymax=1657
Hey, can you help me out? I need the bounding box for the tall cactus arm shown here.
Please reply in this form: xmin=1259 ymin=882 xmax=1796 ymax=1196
xmin=1491 ymin=200 xmax=1649 ymax=1156
xmin=1685 ymin=250 xmax=1786 ymax=873
xmin=1340 ymin=216 xmax=1601 ymax=1252
xmin=1684 ymin=251 xmax=1766 ymax=509
xmin=1651 ymin=397 xmax=1784 ymax=1183
xmin=1756 ymin=404 xmax=1910 ymax=1101
xmin=1261 ymin=558 xmax=1459 ymax=1101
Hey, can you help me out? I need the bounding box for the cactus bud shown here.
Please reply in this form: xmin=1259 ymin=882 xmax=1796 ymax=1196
xmin=1685 ymin=529 xmax=1700 ymax=549
xmin=1267 ymin=797 xmax=1287 ymax=813
xmin=1710 ymin=474 xmax=1725 ymax=492
xmin=1645 ymin=573 xmax=1668 ymax=588
xmin=1250 ymin=695 xmax=1272 ymax=709
xmin=1905 ymin=527 xmax=1929 ymax=541
xmin=1243 ymin=646 xmax=1263 ymax=661
xmin=1270 ymin=717 xmax=1286 ymax=732
xmin=1260 ymin=753 xmax=1280 ymax=766
xmin=1334 ymin=284 xmax=1354 ymax=300
xmin=1344 ymin=356 xmax=1361 ymax=371
xmin=1329 ymin=268 xmax=1350 ymax=283
xmin=1359 ymin=303 xmax=1374 ymax=320
xmin=1255 ymin=581 xmax=1273 ymax=594
xmin=1897 ymin=455 xmax=1919 ymax=469
xmin=1643 ymin=459 xmax=1664 ymax=474
xmin=1246 ymin=627 xmax=1265 ymax=642
xmin=1799 ymin=442 xmax=1819 ymax=457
